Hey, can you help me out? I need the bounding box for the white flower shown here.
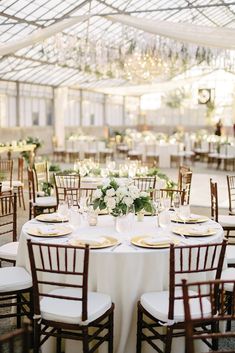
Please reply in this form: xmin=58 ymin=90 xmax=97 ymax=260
xmin=116 ymin=186 xmax=128 ymax=198
xmin=140 ymin=191 xmax=148 ymax=198
xmin=104 ymin=196 xmax=116 ymax=210
xmin=93 ymin=188 xmax=102 ymax=199
xmin=123 ymin=196 xmax=133 ymax=207
xmin=106 ymin=188 xmax=115 ymax=197
xmin=128 ymin=185 xmax=140 ymax=199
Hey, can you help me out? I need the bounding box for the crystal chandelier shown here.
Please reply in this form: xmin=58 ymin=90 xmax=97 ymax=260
xmin=124 ymin=52 xmax=169 ymax=83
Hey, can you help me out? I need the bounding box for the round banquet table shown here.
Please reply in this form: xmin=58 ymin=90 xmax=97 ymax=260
xmin=17 ymin=214 xmax=224 ymax=353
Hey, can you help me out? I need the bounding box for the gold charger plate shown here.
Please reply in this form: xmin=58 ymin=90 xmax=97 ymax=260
xmin=131 ymin=236 xmax=179 ymax=249
xmin=171 ymin=215 xmax=209 ymax=224
xmin=27 ymin=225 xmax=72 ymax=237
xmin=172 ymin=226 xmax=216 ymax=237
xmin=35 ymin=213 xmax=69 ymax=223
xmin=69 ymin=236 xmax=119 ymax=249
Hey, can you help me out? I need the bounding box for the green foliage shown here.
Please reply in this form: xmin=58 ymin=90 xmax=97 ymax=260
xmin=41 ymin=182 xmax=54 ymax=196
xmin=49 ymin=164 xmax=61 ymax=173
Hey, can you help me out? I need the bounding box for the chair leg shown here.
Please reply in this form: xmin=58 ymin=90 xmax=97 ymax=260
xmin=33 ymin=321 xmax=40 ymax=353
xmin=20 ymin=186 xmax=26 ymax=210
xmin=226 ymin=292 xmax=232 ymax=332
xmin=164 ymin=327 xmax=173 ymax=353
xmin=56 ymin=329 xmax=62 ymax=353
xmin=18 ymin=187 xmax=22 ymax=208
xmin=17 ymin=293 xmax=21 ymax=328
xmin=82 ymin=327 xmax=89 ymax=353
xmin=136 ymin=302 xmax=143 ymax=353
xmin=108 ymin=310 xmax=114 ymax=353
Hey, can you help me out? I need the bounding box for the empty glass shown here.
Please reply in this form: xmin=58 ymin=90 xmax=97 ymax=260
xmin=158 ymin=210 xmax=171 ymax=229
xmin=179 ymin=204 xmax=191 ymax=222
xmin=57 ymin=201 xmax=69 ymax=222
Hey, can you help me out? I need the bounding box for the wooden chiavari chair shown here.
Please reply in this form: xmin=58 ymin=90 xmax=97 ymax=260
xmin=136 ymin=240 xmax=227 ymax=353
xmin=177 ymin=165 xmax=191 ymax=189
xmin=33 ymin=161 xmax=49 ymax=192
xmin=0 ymin=192 xmax=18 ymax=266
xmin=210 ymin=178 xmax=235 ymax=266
xmin=227 ymin=175 xmax=235 ymax=216
xmin=154 ymin=188 xmax=185 ymax=207
xmin=28 ymin=168 xmax=57 ymax=219
xmin=178 ymin=170 xmax=192 ymax=204
xmin=0 ymin=323 xmax=32 ymax=353
xmin=54 ymin=173 xmax=81 ymax=207
xmin=79 ymin=187 xmax=96 ymax=206
xmin=0 ymin=263 xmax=32 ymax=328
xmin=133 ymin=176 xmax=156 ymax=193
xmin=4 ymin=157 xmax=25 ymax=209
xmin=182 ymin=278 xmax=235 ymax=353
xmin=27 ymin=240 xmax=114 ymax=353
xmin=0 ymin=159 xmax=13 ymax=188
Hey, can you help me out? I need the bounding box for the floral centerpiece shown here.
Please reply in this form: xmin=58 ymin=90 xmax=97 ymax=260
xmin=93 ymin=179 xmax=154 ymax=217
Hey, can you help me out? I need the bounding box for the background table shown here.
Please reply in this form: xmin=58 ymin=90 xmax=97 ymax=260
xmin=17 ymin=215 xmax=224 ymax=353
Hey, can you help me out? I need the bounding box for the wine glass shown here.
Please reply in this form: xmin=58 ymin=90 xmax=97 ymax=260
xmin=158 ymin=210 xmax=171 ymax=229
xmin=173 ymin=194 xmax=180 ymax=217
xmin=78 ymin=196 xmax=88 ymax=217
xmin=153 ymin=198 xmax=161 ymax=227
xmin=57 ymin=201 xmax=69 ymax=222
xmin=179 ymin=204 xmax=191 ymax=223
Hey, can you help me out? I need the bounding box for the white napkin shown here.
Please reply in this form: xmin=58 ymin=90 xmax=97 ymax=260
xmin=143 ymin=236 xmax=170 ymax=245
xmin=41 ymin=213 xmax=67 ymax=221
xmin=37 ymin=225 xmax=59 ymax=235
xmin=187 ymin=227 xmax=209 ymax=235
xmin=75 ymin=236 xmax=106 ymax=245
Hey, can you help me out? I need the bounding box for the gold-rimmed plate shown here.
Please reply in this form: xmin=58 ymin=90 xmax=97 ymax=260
xmin=35 ymin=213 xmax=69 ymax=223
xmin=171 ymin=215 xmax=209 ymax=224
xmin=131 ymin=236 xmax=179 ymax=249
xmin=69 ymin=236 xmax=119 ymax=249
xmin=172 ymin=226 xmax=216 ymax=237
xmin=26 ymin=225 xmax=72 ymax=237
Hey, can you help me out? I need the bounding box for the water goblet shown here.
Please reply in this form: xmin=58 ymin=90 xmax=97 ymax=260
xmin=158 ymin=210 xmax=171 ymax=229
xmin=179 ymin=204 xmax=191 ymax=223
xmin=57 ymin=201 xmax=69 ymax=223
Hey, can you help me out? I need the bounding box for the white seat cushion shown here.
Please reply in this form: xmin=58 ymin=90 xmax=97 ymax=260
xmin=221 ymin=268 xmax=235 ymax=291
xmin=40 ymin=288 xmax=112 ymax=325
xmin=0 ymin=267 xmax=32 ymax=292
xmin=226 ymin=245 xmax=235 ymax=264
xmin=4 ymin=180 xmax=23 ymax=187
xmin=0 ymin=242 xmax=19 ymax=261
xmin=140 ymin=289 xmax=211 ymax=324
xmin=218 ymin=215 xmax=235 ymax=227
xmin=34 ymin=196 xmax=57 ymax=207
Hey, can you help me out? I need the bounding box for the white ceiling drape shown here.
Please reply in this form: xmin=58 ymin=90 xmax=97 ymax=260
xmin=0 ymin=15 xmax=89 ymax=57
xmin=107 ymin=14 xmax=235 ymax=50
xmin=1 ymin=13 xmax=235 ymax=58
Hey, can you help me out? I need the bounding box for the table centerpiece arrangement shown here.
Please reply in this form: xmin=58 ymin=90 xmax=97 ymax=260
xmin=92 ymin=178 xmax=154 ymax=232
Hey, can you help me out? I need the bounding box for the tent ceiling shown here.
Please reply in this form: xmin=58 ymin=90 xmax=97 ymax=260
xmin=0 ymin=0 xmax=235 ymax=91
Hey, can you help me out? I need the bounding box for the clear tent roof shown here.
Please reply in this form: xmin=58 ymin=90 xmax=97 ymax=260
xmin=0 ymin=0 xmax=235 ymax=90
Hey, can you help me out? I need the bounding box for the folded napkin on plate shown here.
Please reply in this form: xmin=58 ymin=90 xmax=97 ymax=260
xmin=143 ymin=236 xmax=170 ymax=246
xmin=42 ymin=213 xmax=67 ymax=221
xmin=37 ymin=225 xmax=59 ymax=235
xmin=187 ymin=227 xmax=209 ymax=235
xmin=75 ymin=236 xmax=106 ymax=246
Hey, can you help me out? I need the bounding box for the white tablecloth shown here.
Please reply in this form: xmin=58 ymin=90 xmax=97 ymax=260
xmin=17 ymin=215 xmax=223 ymax=353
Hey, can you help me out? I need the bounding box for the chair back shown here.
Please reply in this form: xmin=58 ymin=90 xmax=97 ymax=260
xmin=227 ymin=175 xmax=235 ymax=215
xmin=79 ymin=187 xmax=96 ymax=206
xmin=182 ymin=278 xmax=235 ymax=353
xmin=27 ymin=240 xmax=89 ymax=322
xmin=0 ymin=159 xmax=13 ymax=187
xmin=210 ymin=178 xmax=218 ymax=222
xmin=27 ymin=168 xmax=37 ymax=203
xmin=168 ymin=240 xmax=227 ymax=321
xmin=133 ymin=177 xmax=156 ymax=193
xmin=54 ymin=173 xmax=81 ymax=206
xmin=154 ymin=188 xmax=185 ymax=207
xmin=178 ymin=165 xmax=191 ymax=189
xmin=0 ymin=192 xmax=17 ymax=242
xmin=0 ymin=324 xmax=31 ymax=353
xmin=17 ymin=157 xmax=24 ymax=183
xmin=34 ymin=161 xmax=49 ymax=191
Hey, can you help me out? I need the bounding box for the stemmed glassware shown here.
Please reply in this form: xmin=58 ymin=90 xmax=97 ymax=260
xmin=153 ymin=198 xmax=161 ymax=228
xmin=57 ymin=201 xmax=69 ymax=223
